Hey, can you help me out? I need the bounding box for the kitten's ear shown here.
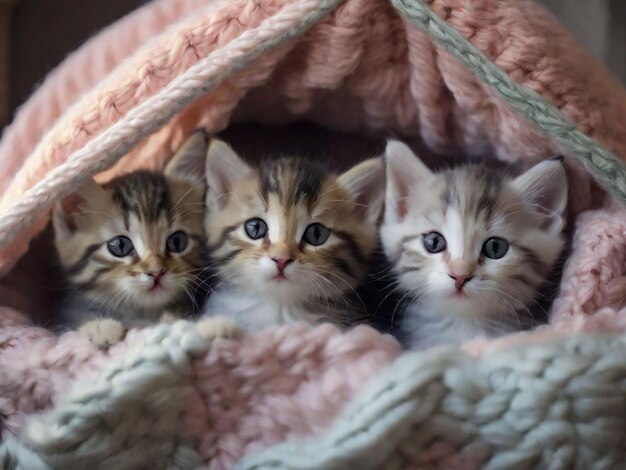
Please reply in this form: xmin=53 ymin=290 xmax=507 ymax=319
xmin=384 ymin=140 xmax=433 ymax=222
xmin=338 ymin=157 xmax=385 ymax=224
xmin=205 ymin=139 xmax=251 ymax=212
xmin=164 ymin=130 xmax=209 ymax=184
xmin=53 ymin=178 xmax=104 ymax=234
xmin=510 ymin=158 xmax=568 ymax=232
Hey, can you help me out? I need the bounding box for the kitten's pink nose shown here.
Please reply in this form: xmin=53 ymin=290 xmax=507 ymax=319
xmin=272 ymin=257 xmax=293 ymax=272
xmin=448 ymin=272 xmax=473 ymax=290
xmin=146 ymin=270 xmax=166 ymax=284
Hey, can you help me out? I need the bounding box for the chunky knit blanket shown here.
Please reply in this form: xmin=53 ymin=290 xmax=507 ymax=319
xmin=1 ymin=0 xmax=626 ymax=468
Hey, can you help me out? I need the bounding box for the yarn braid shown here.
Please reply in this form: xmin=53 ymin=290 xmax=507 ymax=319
xmin=0 ymin=321 xmax=214 ymax=469
xmin=392 ymin=0 xmax=626 ymax=205
xmin=0 ymin=0 xmax=343 ymax=250
xmin=0 ymin=0 xmax=624 ymax=251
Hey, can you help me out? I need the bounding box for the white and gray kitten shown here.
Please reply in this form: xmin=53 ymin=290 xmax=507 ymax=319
xmin=381 ymin=141 xmax=567 ymax=349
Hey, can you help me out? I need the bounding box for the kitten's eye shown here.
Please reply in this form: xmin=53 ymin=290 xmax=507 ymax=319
xmin=166 ymin=231 xmax=188 ymax=253
xmin=482 ymin=237 xmax=509 ymax=259
xmin=303 ymin=223 xmax=330 ymax=246
xmin=107 ymin=235 xmax=134 ymax=257
xmin=244 ymin=218 xmax=268 ymax=240
xmin=423 ymin=232 xmax=446 ymax=253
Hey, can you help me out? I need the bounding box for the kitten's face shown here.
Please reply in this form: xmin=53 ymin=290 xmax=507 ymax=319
xmin=204 ymin=141 xmax=384 ymax=306
xmin=53 ymin=133 xmax=208 ymax=311
xmin=381 ymin=141 xmax=567 ymax=324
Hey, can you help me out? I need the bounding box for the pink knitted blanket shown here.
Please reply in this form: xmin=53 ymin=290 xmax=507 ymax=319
xmin=1 ymin=0 xmax=626 ymax=467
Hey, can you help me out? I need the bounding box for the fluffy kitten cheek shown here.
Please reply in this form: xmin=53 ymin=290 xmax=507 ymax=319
xmin=397 ymin=269 xmax=432 ymax=298
xmin=295 ymin=266 xmax=342 ymax=296
xmin=231 ymin=260 xmax=279 ymax=292
xmin=217 ymin=260 xmax=252 ymax=287
xmin=427 ymin=273 xmax=458 ymax=296
xmin=500 ymin=280 xmax=536 ymax=306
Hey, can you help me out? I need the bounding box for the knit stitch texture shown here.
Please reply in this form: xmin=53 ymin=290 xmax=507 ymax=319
xmin=239 ymin=331 xmax=626 ymax=469
xmin=1 ymin=0 xmax=626 ymax=467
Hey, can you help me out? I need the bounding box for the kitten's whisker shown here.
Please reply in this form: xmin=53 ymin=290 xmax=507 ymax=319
xmin=182 ymin=270 xmax=216 ymax=296
xmin=390 ymin=285 xmax=421 ymax=329
xmin=170 ymin=174 xmax=207 ymax=214
xmin=497 ymin=286 xmax=547 ymax=322
xmin=374 ymin=284 xmax=404 ymax=316
xmin=187 ymin=263 xmax=233 ymax=291
xmin=380 ymin=280 xmax=400 ymax=292
xmin=307 ymin=270 xmax=353 ymax=321
xmin=308 ymin=267 xmax=367 ymax=318
xmin=94 ymin=285 xmax=124 ymax=316
xmin=368 ymin=262 xmax=395 ymax=279
xmin=180 ymin=283 xmax=201 ymax=316
xmin=303 ymin=273 xmax=330 ymax=313
xmin=211 ymin=269 xmax=244 ymax=291
xmin=486 ymin=286 xmax=536 ymax=329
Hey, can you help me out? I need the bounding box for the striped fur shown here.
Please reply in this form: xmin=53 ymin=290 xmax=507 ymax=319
xmin=201 ymin=139 xmax=384 ymax=332
xmin=53 ymin=133 xmax=208 ymax=327
xmin=381 ymin=141 xmax=568 ymax=349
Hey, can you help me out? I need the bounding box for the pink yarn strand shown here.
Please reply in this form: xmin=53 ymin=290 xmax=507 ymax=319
xmin=0 ymin=0 xmax=341 ymax=250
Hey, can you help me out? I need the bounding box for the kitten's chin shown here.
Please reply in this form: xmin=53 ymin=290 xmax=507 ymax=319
xmin=134 ymin=294 xmax=173 ymax=309
xmin=233 ymin=275 xmax=307 ymax=305
xmin=422 ymin=294 xmax=490 ymax=320
xmin=124 ymin=285 xmax=180 ymax=310
xmin=234 ymin=267 xmax=313 ymax=305
xmin=261 ymin=280 xmax=306 ymax=303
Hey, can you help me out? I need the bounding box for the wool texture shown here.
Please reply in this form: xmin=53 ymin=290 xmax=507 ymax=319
xmin=392 ymin=0 xmax=626 ymax=204
xmin=0 ymin=0 xmax=626 ymax=467
xmin=239 ymin=331 xmax=626 ymax=470
xmin=0 ymin=314 xmax=401 ymax=469
xmin=2 ymin=312 xmax=626 ymax=469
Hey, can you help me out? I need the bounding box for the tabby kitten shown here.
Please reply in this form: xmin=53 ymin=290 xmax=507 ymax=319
xmin=201 ymin=139 xmax=384 ymax=331
xmin=381 ymin=141 xmax=567 ymax=349
xmin=53 ymin=131 xmax=210 ymax=346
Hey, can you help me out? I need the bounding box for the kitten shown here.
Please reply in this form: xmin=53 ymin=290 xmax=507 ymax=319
xmin=53 ymin=131 xmax=211 ymax=346
xmin=200 ymin=139 xmax=384 ymax=332
xmin=380 ymin=141 xmax=567 ymax=349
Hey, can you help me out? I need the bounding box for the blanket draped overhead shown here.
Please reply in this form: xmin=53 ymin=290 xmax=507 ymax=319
xmin=1 ymin=0 xmax=626 ymax=468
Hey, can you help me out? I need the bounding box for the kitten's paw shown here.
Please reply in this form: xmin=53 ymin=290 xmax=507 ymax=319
xmin=79 ymin=319 xmax=126 ymax=347
xmin=196 ymin=317 xmax=243 ymax=341
xmin=160 ymin=312 xmax=179 ymax=324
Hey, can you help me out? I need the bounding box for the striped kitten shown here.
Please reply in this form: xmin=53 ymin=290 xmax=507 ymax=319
xmin=53 ymin=132 xmax=210 ymax=346
xmin=201 ymin=139 xmax=384 ymax=331
xmin=381 ymin=141 xmax=567 ymax=349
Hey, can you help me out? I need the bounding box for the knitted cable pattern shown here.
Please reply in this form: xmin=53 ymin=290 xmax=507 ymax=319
xmin=238 ymin=332 xmax=626 ymax=469
xmin=0 ymin=0 xmax=199 ymax=195
xmin=2 ymin=318 xmax=625 ymax=469
xmin=0 ymin=0 xmax=342 ymax=251
xmin=392 ymin=0 xmax=626 ymax=205
xmin=0 ymin=320 xmax=214 ymax=469
xmin=0 ymin=319 xmax=402 ymax=469
xmin=0 ymin=0 xmax=625 ymax=467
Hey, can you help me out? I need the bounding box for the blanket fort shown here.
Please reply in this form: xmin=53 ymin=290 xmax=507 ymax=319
xmin=0 ymin=0 xmax=626 ymax=468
